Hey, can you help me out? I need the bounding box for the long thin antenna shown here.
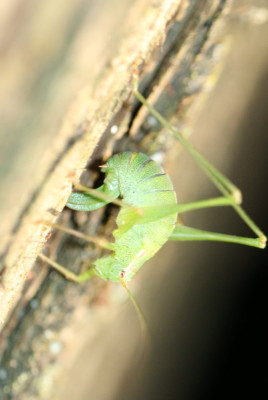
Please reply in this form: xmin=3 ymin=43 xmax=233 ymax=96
xmin=120 ymin=274 xmax=150 ymax=348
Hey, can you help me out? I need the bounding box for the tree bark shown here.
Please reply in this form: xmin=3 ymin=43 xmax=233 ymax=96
xmin=0 ymin=1 xmax=267 ymax=399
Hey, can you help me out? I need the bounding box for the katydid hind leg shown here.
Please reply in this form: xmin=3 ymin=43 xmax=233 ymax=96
xmin=133 ymin=86 xmax=239 ymax=201
xmin=133 ymin=88 xmax=266 ymax=246
xmin=124 ymin=196 xmax=238 ymax=227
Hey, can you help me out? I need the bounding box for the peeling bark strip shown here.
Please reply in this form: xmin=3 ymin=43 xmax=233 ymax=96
xmin=0 ymin=0 xmax=233 ymax=399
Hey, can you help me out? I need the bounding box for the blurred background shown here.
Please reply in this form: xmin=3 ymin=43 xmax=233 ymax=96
xmin=0 ymin=1 xmax=267 ymax=399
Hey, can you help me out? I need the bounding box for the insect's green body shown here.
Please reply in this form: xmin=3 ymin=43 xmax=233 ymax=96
xmin=68 ymin=152 xmax=177 ymax=283
xmin=39 ymin=88 xmax=266 ymax=329
xmin=95 ymin=152 xmax=177 ymax=282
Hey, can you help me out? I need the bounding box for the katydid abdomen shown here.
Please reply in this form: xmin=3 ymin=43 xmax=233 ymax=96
xmin=67 ymin=152 xmax=177 ymax=283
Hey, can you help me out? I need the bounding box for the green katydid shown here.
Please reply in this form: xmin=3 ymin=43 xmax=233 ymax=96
xmin=39 ymin=87 xmax=266 ymax=329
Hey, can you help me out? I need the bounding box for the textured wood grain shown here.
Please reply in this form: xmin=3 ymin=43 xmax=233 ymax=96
xmin=2 ymin=0 xmax=264 ymax=399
